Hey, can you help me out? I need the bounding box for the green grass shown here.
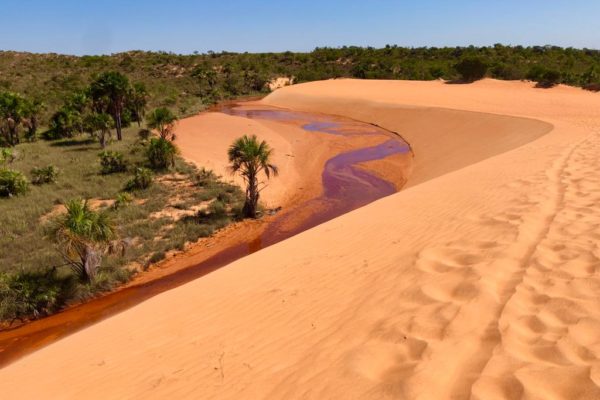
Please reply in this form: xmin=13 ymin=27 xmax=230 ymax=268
xmin=0 ymin=128 xmax=244 ymax=321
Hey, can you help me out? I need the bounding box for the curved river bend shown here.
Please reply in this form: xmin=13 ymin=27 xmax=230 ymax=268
xmin=0 ymin=104 xmax=412 ymax=368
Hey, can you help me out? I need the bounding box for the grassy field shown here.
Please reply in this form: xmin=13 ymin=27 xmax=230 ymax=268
xmin=0 ymin=128 xmax=244 ymax=321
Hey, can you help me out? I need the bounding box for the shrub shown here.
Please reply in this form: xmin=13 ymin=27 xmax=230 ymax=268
xmin=126 ymin=167 xmax=153 ymax=191
xmin=195 ymin=167 xmax=218 ymax=187
xmin=0 ymin=168 xmax=29 ymax=197
xmin=148 ymin=251 xmax=166 ymax=264
xmin=491 ymin=63 xmax=523 ymax=80
xmin=31 ymin=165 xmax=59 ymax=185
xmin=208 ymin=200 xmax=227 ymax=218
xmin=540 ymin=70 xmax=561 ymax=87
xmin=99 ymin=150 xmax=128 ymax=174
xmin=526 ymin=65 xmax=561 ymax=87
xmin=113 ymin=192 xmax=134 ymax=209
xmin=48 ymin=107 xmax=82 ymax=139
xmin=0 ymin=148 xmax=15 ymax=165
xmin=0 ymin=269 xmax=76 ymax=322
xmin=454 ymin=57 xmax=488 ymax=82
xmin=146 ymin=137 xmax=179 ymax=170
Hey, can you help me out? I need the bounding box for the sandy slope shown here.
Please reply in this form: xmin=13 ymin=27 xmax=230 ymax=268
xmin=2 ymin=79 xmax=600 ymax=400
xmin=175 ymin=108 xmax=398 ymax=208
xmin=175 ymin=111 xmax=302 ymax=208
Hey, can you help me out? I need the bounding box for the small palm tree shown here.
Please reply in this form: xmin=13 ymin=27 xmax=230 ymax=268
xmin=228 ymin=135 xmax=278 ymax=218
xmin=147 ymin=137 xmax=179 ymax=170
xmin=52 ymin=199 xmax=114 ymax=282
xmin=146 ymin=107 xmax=178 ymax=140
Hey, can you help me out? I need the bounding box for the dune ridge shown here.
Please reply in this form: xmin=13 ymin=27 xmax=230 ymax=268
xmin=1 ymin=79 xmax=600 ymax=399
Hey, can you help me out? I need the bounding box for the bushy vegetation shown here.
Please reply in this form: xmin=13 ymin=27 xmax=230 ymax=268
xmin=0 ymin=91 xmax=42 ymax=146
xmin=0 ymin=128 xmax=243 ymax=323
xmin=454 ymin=57 xmax=488 ymax=82
xmin=0 ymin=148 xmax=15 ymax=165
xmin=146 ymin=137 xmax=179 ymax=170
xmin=31 ymin=165 xmax=59 ymax=185
xmin=0 ymin=45 xmax=598 ymax=128
xmin=527 ymin=66 xmax=562 ymax=88
xmin=125 ymin=167 xmax=153 ymax=190
xmin=0 ymin=269 xmax=76 ymax=322
xmin=113 ymin=192 xmax=133 ymax=209
xmin=0 ymin=168 xmax=28 ymax=197
xmin=99 ymin=150 xmax=127 ymax=174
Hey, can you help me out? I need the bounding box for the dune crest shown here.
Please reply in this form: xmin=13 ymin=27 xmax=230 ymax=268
xmin=1 ymin=79 xmax=600 ymax=400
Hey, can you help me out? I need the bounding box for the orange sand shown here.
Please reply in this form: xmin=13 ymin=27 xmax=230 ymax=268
xmin=2 ymin=79 xmax=600 ymax=399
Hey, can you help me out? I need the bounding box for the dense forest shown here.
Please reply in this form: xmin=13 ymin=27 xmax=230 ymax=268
xmin=1 ymin=44 xmax=599 ymax=122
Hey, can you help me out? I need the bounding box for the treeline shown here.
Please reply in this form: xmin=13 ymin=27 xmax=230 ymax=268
xmin=0 ymin=44 xmax=599 ymax=123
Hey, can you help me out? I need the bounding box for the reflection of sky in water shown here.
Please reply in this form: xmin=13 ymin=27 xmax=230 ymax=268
xmin=302 ymin=121 xmax=340 ymax=132
xmin=222 ymin=106 xmax=397 ymax=137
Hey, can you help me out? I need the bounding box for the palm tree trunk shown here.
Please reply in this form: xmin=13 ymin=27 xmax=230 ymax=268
xmin=244 ymin=173 xmax=259 ymax=218
xmin=115 ymin=112 xmax=123 ymax=141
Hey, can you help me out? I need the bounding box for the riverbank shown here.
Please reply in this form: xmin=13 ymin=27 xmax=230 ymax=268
xmin=2 ymin=79 xmax=600 ymax=400
xmin=0 ymin=101 xmax=411 ymax=367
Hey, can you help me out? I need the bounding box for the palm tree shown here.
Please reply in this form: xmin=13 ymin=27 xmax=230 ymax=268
xmin=52 ymin=199 xmax=114 ymax=282
xmin=22 ymin=98 xmax=44 ymax=141
xmin=89 ymin=72 xmax=130 ymax=141
xmin=146 ymin=137 xmax=179 ymax=169
xmin=129 ymin=82 xmax=148 ymax=127
xmin=228 ymin=135 xmax=278 ymax=218
xmin=146 ymin=107 xmax=178 ymax=140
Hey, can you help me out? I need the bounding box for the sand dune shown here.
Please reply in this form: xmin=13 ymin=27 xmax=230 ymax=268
xmin=2 ymin=79 xmax=600 ymax=399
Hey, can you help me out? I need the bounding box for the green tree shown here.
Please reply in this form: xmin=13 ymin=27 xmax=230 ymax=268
xmin=84 ymin=113 xmax=113 ymax=148
xmin=49 ymin=107 xmax=82 ymax=138
xmin=192 ymin=64 xmax=218 ymax=92
xmin=66 ymin=90 xmax=90 ymax=114
xmin=89 ymin=71 xmax=130 ymax=141
xmin=129 ymin=82 xmax=148 ymax=127
xmin=22 ymin=98 xmax=44 ymax=142
xmin=228 ymin=134 xmax=278 ymax=218
xmin=146 ymin=107 xmax=178 ymax=140
xmin=52 ymin=199 xmax=114 ymax=282
xmin=527 ymin=66 xmax=561 ymax=88
xmin=454 ymin=57 xmax=488 ymax=82
xmin=0 ymin=91 xmax=26 ymax=146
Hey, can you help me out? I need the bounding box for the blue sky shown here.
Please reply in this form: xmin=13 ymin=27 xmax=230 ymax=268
xmin=1 ymin=0 xmax=598 ymax=55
